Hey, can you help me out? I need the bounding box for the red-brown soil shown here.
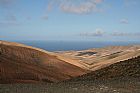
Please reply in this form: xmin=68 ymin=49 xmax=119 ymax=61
xmin=0 ymin=41 xmax=87 ymax=84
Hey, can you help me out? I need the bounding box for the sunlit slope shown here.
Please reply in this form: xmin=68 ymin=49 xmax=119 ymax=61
xmin=56 ymin=45 xmax=140 ymax=71
xmin=0 ymin=41 xmax=86 ymax=83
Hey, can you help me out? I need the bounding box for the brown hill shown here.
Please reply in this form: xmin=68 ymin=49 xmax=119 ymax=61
xmin=67 ymin=56 xmax=140 ymax=82
xmin=0 ymin=56 xmax=140 ymax=93
xmin=56 ymin=45 xmax=140 ymax=71
xmin=0 ymin=41 xmax=87 ymax=84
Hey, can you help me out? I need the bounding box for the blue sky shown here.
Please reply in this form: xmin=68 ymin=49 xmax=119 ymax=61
xmin=0 ymin=0 xmax=140 ymax=41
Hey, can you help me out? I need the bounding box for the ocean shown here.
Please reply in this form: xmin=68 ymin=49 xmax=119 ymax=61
xmin=16 ymin=41 xmax=140 ymax=51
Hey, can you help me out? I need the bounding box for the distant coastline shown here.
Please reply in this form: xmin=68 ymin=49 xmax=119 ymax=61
xmin=12 ymin=40 xmax=140 ymax=51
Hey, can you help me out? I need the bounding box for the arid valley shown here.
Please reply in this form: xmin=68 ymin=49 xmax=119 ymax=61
xmin=0 ymin=40 xmax=140 ymax=93
xmin=0 ymin=0 xmax=140 ymax=93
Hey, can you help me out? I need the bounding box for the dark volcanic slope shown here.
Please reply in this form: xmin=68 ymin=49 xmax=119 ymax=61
xmin=0 ymin=41 xmax=86 ymax=84
xmin=67 ymin=56 xmax=140 ymax=82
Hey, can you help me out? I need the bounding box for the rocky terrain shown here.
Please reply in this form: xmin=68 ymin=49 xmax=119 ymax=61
xmin=67 ymin=56 xmax=140 ymax=82
xmin=1 ymin=56 xmax=140 ymax=93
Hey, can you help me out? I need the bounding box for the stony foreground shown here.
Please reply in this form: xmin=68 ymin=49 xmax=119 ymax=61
xmin=0 ymin=78 xmax=140 ymax=93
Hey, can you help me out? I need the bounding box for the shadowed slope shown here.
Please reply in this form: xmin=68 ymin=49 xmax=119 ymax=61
xmin=67 ymin=56 xmax=140 ymax=82
xmin=0 ymin=41 xmax=87 ymax=84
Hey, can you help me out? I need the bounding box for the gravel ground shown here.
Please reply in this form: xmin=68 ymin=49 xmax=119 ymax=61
xmin=0 ymin=79 xmax=140 ymax=93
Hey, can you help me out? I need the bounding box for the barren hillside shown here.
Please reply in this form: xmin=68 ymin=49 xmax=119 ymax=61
xmin=67 ymin=56 xmax=140 ymax=82
xmin=56 ymin=45 xmax=140 ymax=71
xmin=0 ymin=41 xmax=87 ymax=84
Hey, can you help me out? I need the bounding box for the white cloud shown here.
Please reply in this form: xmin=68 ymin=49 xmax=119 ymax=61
xmin=79 ymin=29 xmax=140 ymax=38
xmin=80 ymin=28 xmax=105 ymax=37
xmin=0 ymin=21 xmax=19 ymax=26
xmin=120 ymin=19 xmax=129 ymax=24
xmin=124 ymin=0 xmax=137 ymax=6
xmin=0 ymin=0 xmax=16 ymax=7
xmin=111 ymin=32 xmax=140 ymax=37
xmin=41 ymin=15 xmax=48 ymax=20
xmin=5 ymin=14 xmax=17 ymax=21
xmin=60 ymin=1 xmax=96 ymax=14
xmin=47 ymin=0 xmax=104 ymax=14
xmin=0 ymin=14 xmax=19 ymax=26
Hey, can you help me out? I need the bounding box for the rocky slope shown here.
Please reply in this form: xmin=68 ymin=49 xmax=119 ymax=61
xmin=0 ymin=40 xmax=87 ymax=84
xmin=66 ymin=56 xmax=140 ymax=82
xmin=1 ymin=56 xmax=140 ymax=93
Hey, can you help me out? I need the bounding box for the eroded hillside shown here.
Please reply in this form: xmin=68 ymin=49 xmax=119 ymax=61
xmin=0 ymin=41 xmax=87 ymax=83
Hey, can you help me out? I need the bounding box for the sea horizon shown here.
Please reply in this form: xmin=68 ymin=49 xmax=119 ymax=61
xmin=10 ymin=40 xmax=140 ymax=51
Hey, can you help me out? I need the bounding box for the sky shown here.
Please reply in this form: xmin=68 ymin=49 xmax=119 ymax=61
xmin=0 ymin=0 xmax=140 ymax=42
